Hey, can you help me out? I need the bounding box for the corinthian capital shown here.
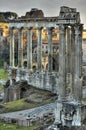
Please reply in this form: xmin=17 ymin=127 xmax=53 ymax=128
xmin=59 ymin=24 xmax=66 ymax=34
xmin=74 ymin=24 xmax=83 ymax=35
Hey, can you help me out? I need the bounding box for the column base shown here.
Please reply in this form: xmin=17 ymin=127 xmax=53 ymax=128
xmin=55 ymin=99 xmax=86 ymax=127
xmin=16 ymin=68 xmax=20 ymax=81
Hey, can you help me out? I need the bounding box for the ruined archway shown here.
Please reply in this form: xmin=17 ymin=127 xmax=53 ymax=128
xmin=23 ymin=61 xmax=27 ymax=68
xmin=20 ymin=87 xmax=27 ymax=98
xmin=32 ymin=65 xmax=37 ymax=72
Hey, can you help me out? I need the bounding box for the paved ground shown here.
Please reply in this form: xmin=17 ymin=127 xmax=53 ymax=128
xmin=0 ymin=103 xmax=56 ymax=120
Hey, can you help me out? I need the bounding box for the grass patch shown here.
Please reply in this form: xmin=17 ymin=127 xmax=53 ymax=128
xmin=0 ymin=97 xmax=53 ymax=113
xmin=0 ymin=83 xmax=56 ymax=113
xmin=0 ymin=69 xmax=56 ymax=113
xmin=0 ymin=121 xmax=39 ymax=130
xmin=0 ymin=69 xmax=8 ymax=80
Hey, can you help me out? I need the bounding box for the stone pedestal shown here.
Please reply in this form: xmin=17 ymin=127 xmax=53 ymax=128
xmin=16 ymin=68 xmax=20 ymax=81
xmin=55 ymin=99 xmax=86 ymax=126
xmin=55 ymin=101 xmax=63 ymax=123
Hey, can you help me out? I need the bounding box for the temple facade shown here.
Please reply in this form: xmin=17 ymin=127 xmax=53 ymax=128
xmin=4 ymin=6 xmax=86 ymax=126
xmin=5 ymin=6 xmax=83 ymax=98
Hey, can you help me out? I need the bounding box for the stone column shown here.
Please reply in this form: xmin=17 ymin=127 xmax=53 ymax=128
xmin=27 ymin=27 xmax=32 ymax=72
xmin=48 ymin=27 xmax=53 ymax=73
xmin=74 ymin=26 xmax=80 ymax=77
xmin=10 ymin=28 xmax=15 ymax=67
xmin=74 ymin=25 xmax=83 ymax=102
xmin=70 ymin=27 xmax=75 ymax=98
xmin=66 ymin=27 xmax=71 ymax=73
xmin=78 ymin=24 xmax=83 ymax=77
xmin=59 ymin=24 xmax=66 ymax=99
xmin=65 ymin=27 xmax=73 ymax=98
xmin=18 ymin=28 xmax=23 ymax=68
xmin=37 ymin=27 xmax=42 ymax=72
xmin=55 ymin=101 xmax=62 ymax=123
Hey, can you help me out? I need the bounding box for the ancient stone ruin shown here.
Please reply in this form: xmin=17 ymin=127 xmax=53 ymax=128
xmin=3 ymin=6 xmax=86 ymax=126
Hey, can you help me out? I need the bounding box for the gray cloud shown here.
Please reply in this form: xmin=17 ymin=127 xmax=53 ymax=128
xmin=0 ymin=0 xmax=86 ymax=27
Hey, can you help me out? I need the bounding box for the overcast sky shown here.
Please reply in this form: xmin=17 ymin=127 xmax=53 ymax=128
xmin=0 ymin=0 xmax=86 ymax=28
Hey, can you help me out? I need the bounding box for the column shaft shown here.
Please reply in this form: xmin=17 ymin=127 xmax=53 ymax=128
xmin=66 ymin=27 xmax=71 ymax=73
xmin=79 ymin=25 xmax=83 ymax=77
xmin=48 ymin=28 xmax=53 ymax=72
xmin=74 ymin=25 xmax=83 ymax=101
xmin=18 ymin=28 xmax=23 ymax=68
xmin=59 ymin=25 xmax=66 ymax=98
xmin=70 ymin=27 xmax=75 ymax=98
xmin=75 ymin=26 xmax=81 ymax=77
xmin=10 ymin=28 xmax=15 ymax=67
xmin=65 ymin=27 xmax=73 ymax=98
xmin=37 ymin=27 xmax=42 ymax=72
xmin=27 ymin=28 xmax=32 ymax=71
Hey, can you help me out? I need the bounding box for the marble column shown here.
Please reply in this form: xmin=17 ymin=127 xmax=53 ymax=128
xmin=74 ymin=25 xmax=83 ymax=102
xmin=66 ymin=27 xmax=71 ymax=73
xmin=78 ymin=24 xmax=83 ymax=77
xmin=65 ymin=27 xmax=73 ymax=98
xmin=37 ymin=27 xmax=42 ymax=72
xmin=18 ymin=28 xmax=23 ymax=68
xmin=10 ymin=28 xmax=15 ymax=67
xmin=59 ymin=24 xmax=66 ymax=99
xmin=48 ymin=27 xmax=53 ymax=73
xmin=27 ymin=27 xmax=32 ymax=72
xmin=70 ymin=27 xmax=75 ymax=98
xmin=74 ymin=26 xmax=80 ymax=77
